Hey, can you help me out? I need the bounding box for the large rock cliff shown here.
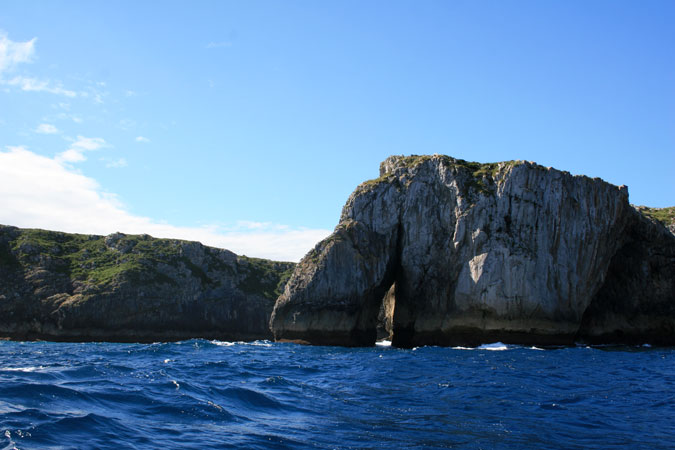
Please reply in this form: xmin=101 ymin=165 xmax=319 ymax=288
xmin=270 ymin=155 xmax=675 ymax=347
xmin=0 ymin=226 xmax=294 ymax=342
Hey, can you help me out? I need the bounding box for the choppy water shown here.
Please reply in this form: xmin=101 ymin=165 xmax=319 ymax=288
xmin=0 ymin=340 xmax=673 ymax=449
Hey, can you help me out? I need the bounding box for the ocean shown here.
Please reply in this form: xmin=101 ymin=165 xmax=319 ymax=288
xmin=0 ymin=340 xmax=672 ymax=449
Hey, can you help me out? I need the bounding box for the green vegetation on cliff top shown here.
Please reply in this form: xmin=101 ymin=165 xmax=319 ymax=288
xmin=637 ymin=206 xmax=675 ymax=226
xmin=0 ymin=226 xmax=293 ymax=300
xmin=359 ymin=155 xmax=522 ymax=194
xmin=394 ymin=154 xmax=523 ymax=178
xmin=7 ymin=229 xmax=183 ymax=286
xmin=237 ymin=255 xmax=294 ymax=299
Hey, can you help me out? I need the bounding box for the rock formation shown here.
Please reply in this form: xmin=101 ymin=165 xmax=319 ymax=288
xmin=0 ymin=226 xmax=294 ymax=342
xmin=578 ymin=208 xmax=675 ymax=345
xmin=270 ymin=155 xmax=675 ymax=347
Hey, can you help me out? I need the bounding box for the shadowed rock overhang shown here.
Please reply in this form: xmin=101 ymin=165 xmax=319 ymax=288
xmin=270 ymin=154 xmax=675 ymax=347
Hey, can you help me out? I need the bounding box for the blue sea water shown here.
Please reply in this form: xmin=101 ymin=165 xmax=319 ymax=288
xmin=0 ymin=340 xmax=673 ymax=450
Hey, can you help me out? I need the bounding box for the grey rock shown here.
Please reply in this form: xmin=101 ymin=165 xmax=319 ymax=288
xmin=0 ymin=226 xmax=294 ymax=342
xmin=271 ymin=155 xmax=675 ymax=347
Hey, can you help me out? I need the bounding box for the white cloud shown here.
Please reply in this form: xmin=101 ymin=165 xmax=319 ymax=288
xmin=55 ymin=112 xmax=82 ymax=123
xmin=0 ymin=146 xmax=330 ymax=261
xmin=36 ymin=123 xmax=59 ymax=134
xmin=3 ymin=76 xmax=77 ymax=97
xmin=135 ymin=136 xmax=150 ymax=143
xmin=55 ymin=135 xmax=106 ymax=163
xmin=104 ymin=157 xmax=127 ymax=168
xmin=119 ymin=118 xmax=136 ymax=130
xmin=206 ymin=41 xmax=232 ymax=49
xmin=0 ymin=32 xmax=36 ymax=73
xmin=71 ymin=136 xmax=105 ymax=151
xmin=56 ymin=148 xmax=86 ymax=163
xmin=0 ymin=32 xmax=77 ymax=98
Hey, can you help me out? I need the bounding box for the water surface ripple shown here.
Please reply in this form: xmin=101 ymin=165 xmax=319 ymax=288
xmin=1 ymin=340 xmax=673 ymax=449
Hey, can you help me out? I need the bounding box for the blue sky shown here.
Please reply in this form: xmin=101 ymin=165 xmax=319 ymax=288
xmin=1 ymin=1 xmax=673 ymax=261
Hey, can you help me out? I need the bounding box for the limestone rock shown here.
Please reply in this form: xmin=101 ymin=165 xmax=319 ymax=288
xmin=270 ymin=154 xmax=675 ymax=347
xmin=579 ymin=208 xmax=675 ymax=344
xmin=0 ymin=226 xmax=294 ymax=342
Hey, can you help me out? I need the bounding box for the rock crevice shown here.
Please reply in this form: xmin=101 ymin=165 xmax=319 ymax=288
xmin=270 ymin=155 xmax=674 ymax=347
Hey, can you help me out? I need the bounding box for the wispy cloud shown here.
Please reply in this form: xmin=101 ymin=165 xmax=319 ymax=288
xmin=55 ymin=112 xmax=83 ymax=123
xmin=35 ymin=123 xmax=59 ymax=134
xmin=3 ymin=75 xmax=77 ymax=97
xmin=206 ymin=41 xmax=232 ymax=49
xmin=0 ymin=146 xmax=330 ymax=261
xmin=102 ymin=157 xmax=127 ymax=168
xmin=55 ymin=135 xmax=107 ymax=163
xmin=0 ymin=32 xmax=77 ymax=98
xmin=0 ymin=32 xmax=36 ymax=73
xmin=118 ymin=118 xmax=136 ymax=131
xmin=135 ymin=136 xmax=150 ymax=143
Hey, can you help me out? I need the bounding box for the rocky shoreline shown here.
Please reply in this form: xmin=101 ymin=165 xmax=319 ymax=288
xmin=1 ymin=155 xmax=673 ymax=347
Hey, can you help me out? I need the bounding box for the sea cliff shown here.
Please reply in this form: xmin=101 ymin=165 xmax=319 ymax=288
xmin=270 ymin=155 xmax=675 ymax=347
xmin=0 ymin=226 xmax=294 ymax=342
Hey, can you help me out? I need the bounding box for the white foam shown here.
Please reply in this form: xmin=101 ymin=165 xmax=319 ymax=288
xmin=478 ymin=342 xmax=509 ymax=351
xmin=210 ymin=340 xmax=236 ymax=346
xmin=2 ymin=366 xmax=44 ymax=372
xmin=452 ymin=342 xmax=509 ymax=351
xmin=210 ymin=340 xmax=273 ymax=347
xmin=375 ymin=340 xmax=392 ymax=347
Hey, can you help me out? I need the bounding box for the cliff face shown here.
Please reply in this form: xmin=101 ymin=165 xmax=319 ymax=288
xmin=270 ymin=155 xmax=675 ymax=347
xmin=0 ymin=226 xmax=294 ymax=342
xmin=579 ymin=209 xmax=675 ymax=344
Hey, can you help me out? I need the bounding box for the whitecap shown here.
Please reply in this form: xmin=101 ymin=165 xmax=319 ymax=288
xmin=452 ymin=342 xmax=509 ymax=351
xmin=210 ymin=340 xmax=236 ymax=346
xmin=478 ymin=342 xmax=509 ymax=351
xmin=2 ymin=366 xmax=44 ymax=372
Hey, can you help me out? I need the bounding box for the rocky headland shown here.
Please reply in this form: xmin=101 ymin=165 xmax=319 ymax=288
xmin=0 ymin=226 xmax=294 ymax=342
xmin=270 ymin=155 xmax=675 ymax=347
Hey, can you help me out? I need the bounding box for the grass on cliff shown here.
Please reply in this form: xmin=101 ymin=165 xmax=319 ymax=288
xmin=3 ymin=227 xmax=295 ymax=300
xmin=637 ymin=206 xmax=675 ymax=226
xmin=236 ymin=255 xmax=294 ymax=299
xmin=8 ymin=229 xmax=184 ymax=286
xmin=359 ymin=155 xmax=522 ymax=195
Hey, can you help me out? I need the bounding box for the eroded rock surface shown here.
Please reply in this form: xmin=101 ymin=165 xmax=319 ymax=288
xmin=270 ymin=155 xmax=675 ymax=347
xmin=0 ymin=226 xmax=294 ymax=342
xmin=579 ymin=209 xmax=675 ymax=344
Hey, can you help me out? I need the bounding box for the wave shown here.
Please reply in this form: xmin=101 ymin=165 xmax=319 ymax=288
xmin=1 ymin=340 xmax=672 ymax=450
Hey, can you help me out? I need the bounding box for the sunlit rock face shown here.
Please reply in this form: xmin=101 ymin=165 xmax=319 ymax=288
xmin=270 ymin=154 xmax=674 ymax=347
